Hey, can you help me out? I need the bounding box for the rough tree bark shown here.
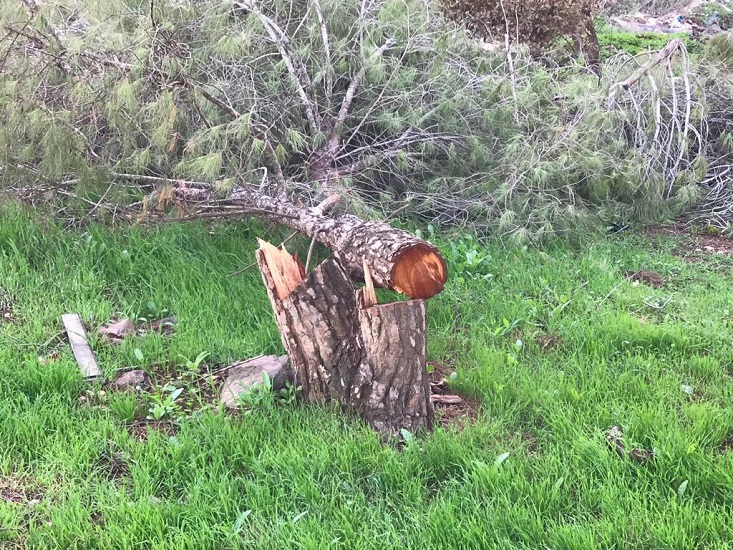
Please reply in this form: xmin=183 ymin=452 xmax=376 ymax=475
xmin=168 ymin=185 xmax=448 ymax=299
xmin=355 ymin=291 xmax=433 ymax=434
xmin=255 ymin=240 xmax=434 ymax=435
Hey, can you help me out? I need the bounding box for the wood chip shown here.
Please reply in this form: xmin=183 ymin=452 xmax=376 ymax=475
xmin=431 ymin=394 xmax=464 ymax=405
xmin=361 ymin=259 xmax=378 ymax=308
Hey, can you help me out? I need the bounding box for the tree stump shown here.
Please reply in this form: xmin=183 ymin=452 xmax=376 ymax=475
xmin=255 ymin=240 xmax=434 ymax=435
xmin=355 ymin=293 xmax=433 ymax=434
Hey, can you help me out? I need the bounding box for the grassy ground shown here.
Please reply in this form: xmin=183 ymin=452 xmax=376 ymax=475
xmin=2 ymin=208 xmax=733 ymax=549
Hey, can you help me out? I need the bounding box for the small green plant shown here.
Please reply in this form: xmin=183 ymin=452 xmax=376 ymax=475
xmin=506 ymin=339 xmax=524 ymax=367
xmin=490 ymin=317 xmax=522 ymax=338
xmin=109 ymin=393 xmax=138 ymax=423
xmin=180 ymin=351 xmax=210 ymax=374
xmin=147 ymin=384 xmax=183 ymax=420
xmin=237 ymin=373 xmax=300 ymax=414
xmin=136 ymin=301 xmax=170 ymax=323
xmin=446 ymin=234 xmax=493 ymax=284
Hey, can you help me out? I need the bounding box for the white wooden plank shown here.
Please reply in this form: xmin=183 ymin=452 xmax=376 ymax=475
xmin=61 ymin=313 xmax=103 ymax=379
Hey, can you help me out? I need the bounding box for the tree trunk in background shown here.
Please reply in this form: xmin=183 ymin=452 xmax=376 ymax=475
xmin=583 ymin=12 xmax=602 ymax=76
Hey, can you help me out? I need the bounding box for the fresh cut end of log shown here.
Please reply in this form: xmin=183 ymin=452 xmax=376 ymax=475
xmin=391 ymin=244 xmax=447 ymax=300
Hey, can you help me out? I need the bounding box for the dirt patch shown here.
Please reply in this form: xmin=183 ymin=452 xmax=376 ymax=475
xmin=719 ymin=434 xmax=733 ymax=454
xmin=427 ymin=361 xmax=481 ymax=430
xmin=126 ymin=420 xmax=178 ymax=442
xmin=641 ymin=221 xmax=690 ymax=239
xmin=626 ymin=270 xmax=666 ymax=288
xmin=691 ymin=232 xmax=733 ymax=256
xmin=535 ymin=333 xmax=561 ymax=351
xmin=522 ymin=431 xmax=539 ymax=454
xmin=97 ymin=445 xmax=134 ymax=482
xmin=0 ymin=474 xmax=42 ymax=505
xmin=643 ymin=222 xmax=733 ymax=262
xmin=0 ymin=484 xmax=25 ymax=504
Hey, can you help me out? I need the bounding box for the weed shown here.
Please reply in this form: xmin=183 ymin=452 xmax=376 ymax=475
xmin=109 ymin=393 xmax=138 ymax=423
xmin=180 ymin=351 xmax=210 ymax=374
xmin=147 ymin=384 xmax=184 ymax=421
xmin=237 ymin=372 xmax=300 ymax=414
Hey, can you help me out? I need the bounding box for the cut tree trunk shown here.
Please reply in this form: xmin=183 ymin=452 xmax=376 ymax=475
xmin=355 ymin=291 xmax=433 ymax=434
xmin=153 ymin=183 xmax=447 ymax=300
xmin=256 ymin=240 xmax=434 ymax=435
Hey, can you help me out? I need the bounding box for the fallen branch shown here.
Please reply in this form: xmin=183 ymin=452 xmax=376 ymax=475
xmin=606 ymin=39 xmax=686 ymax=110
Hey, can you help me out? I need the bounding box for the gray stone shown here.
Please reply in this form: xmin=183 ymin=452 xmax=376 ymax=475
xmin=220 ymin=355 xmax=292 ymax=408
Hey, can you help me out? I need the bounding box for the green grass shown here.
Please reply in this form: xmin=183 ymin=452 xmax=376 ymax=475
xmin=597 ymin=30 xmax=699 ymax=58
xmin=3 ymin=207 xmax=733 ymax=548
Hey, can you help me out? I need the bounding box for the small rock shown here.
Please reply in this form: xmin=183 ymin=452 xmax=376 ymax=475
xmin=99 ymin=319 xmax=135 ymax=343
xmin=110 ymin=369 xmax=150 ymax=391
xmin=220 ymin=355 xmax=292 ymax=408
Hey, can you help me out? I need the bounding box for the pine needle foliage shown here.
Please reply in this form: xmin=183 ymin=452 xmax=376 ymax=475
xmin=0 ymin=0 xmax=727 ymax=241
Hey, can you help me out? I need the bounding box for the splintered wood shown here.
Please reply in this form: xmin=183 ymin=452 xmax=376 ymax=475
xmin=255 ymin=240 xmax=433 ymax=435
xmin=361 ymin=260 xmax=377 ymax=308
xmin=256 ymin=239 xmax=305 ymax=300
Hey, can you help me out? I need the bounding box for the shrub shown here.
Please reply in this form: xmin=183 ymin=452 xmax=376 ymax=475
xmin=442 ymin=0 xmax=601 ymax=71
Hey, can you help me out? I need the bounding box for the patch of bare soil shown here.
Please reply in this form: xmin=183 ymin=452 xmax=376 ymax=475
xmin=0 ymin=474 xmax=42 ymax=505
xmin=719 ymin=434 xmax=733 ymax=454
xmin=97 ymin=450 xmax=132 ymax=482
xmin=521 ymin=431 xmax=539 ymax=454
xmin=428 ymin=361 xmax=481 ymax=430
xmin=126 ymin=420 xmax=178 ymax=442
xmin=642 ymin=223 xmax=733 ymax=262
xmin=626 ymin=270 xmax=666 ymax=288
xmin=535 ymin=333 xmax=561 ymax=352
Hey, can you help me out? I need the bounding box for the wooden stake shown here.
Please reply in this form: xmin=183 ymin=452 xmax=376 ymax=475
xmin=62 ymin=313 xmax=103 ymax=380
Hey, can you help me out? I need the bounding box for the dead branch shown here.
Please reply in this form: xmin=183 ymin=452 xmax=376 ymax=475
xmin=606 ymin=39 xmax=686 ymax=110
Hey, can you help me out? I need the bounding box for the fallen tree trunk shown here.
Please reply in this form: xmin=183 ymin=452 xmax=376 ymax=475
xmin=104 ymin=174 xmax=448 ymax=299
xmin=256 ymin=240 xmax=434 ymax=435
xmin=251 ymin=194 xmax=448 ymax=300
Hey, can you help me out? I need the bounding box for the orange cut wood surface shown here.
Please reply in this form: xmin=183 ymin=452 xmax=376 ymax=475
xmin=391 ymin=245 xmax=448 ymax=299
